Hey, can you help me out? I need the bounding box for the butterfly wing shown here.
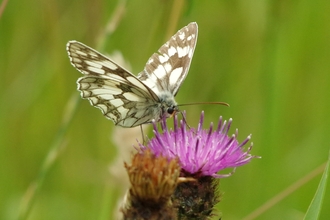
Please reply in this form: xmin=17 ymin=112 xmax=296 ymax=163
xmin=137 ymin=22 xmax=198 ymax=96
xmin=67 ymin=41 xmax=161 ymax=127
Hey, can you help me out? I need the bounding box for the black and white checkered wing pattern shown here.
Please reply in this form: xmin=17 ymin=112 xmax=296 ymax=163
xmin=67 ymin=22 xmax=198 ymax=128
xmin=138 ymin=22 xmax=198 ymax=96
xmin=67 ymin=41 xmax=160 ymax=127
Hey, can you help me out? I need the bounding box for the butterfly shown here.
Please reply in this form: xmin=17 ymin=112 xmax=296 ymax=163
xmin=66 ymin=22 xmax=198 ymax=127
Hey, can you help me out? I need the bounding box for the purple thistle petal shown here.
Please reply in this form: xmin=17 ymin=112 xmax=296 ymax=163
xmin=141 ymin=111 xmax=259 ymax=178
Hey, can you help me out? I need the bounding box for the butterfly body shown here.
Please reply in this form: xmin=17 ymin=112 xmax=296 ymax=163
xmin=67 ymin=22 xmax=198 ymax=127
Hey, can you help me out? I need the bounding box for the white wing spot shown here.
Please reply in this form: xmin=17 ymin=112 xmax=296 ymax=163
xmin=94 ymin=88 xmax=122 ymax=95
xmin=154 ymin=65 xmax=166 ymax=78
xmin=188 ymin=50 xmax=194 ymax=58
xmin=111 ymin=99 xmax=124 ymax=107
xmin=168 ymin=47 xmax=176 ymax=57
xmin=117 ymin=106 xmax=129 ymax=116
xmin=179 ymin=32 xmax=185 ymax=40
xmin=72 ymin=57 xmax=82 ymax=63
xmin=85 ymin=60 xmax=102 ymax=68
xmin=76 ymin=50 xmax=87 ymax=56
xmin=158 ymin=54 xmax=169 ymax=63
xmin=177 ymin=46 xmax=188 ymax=58
xmin=164 ymin=63 xmax=172 ymax=72
xmin=123 ymin=92 xmax=141 ymax=102
xmin=126 ymin=77 xmax=146 ymax=91
xmin=88 ymin=51 xmax=99 ymax=58
xmin=169 ymin=67 xmax=183 ymax=85
xmin=141 ymin=78 xmax=160 ymax=95
xmin=100 ymin=94 xmax=114 ymax=100
xmin=87 ymin=66 xmax=105 ymax=74
xmin=101 ymin=60 xmax=118 ymax=70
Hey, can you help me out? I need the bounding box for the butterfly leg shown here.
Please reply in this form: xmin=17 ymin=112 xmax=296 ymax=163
xmin=140 ymin=125 xmax=146 ymax=145
xmin=179 ymin=111 xmax=192 ymax=130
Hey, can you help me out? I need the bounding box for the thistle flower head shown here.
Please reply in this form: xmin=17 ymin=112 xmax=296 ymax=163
xmin=141 ymin=112 xmax=258 ymax=178
xmin=122 ymin=149 xmax=181 ymax=219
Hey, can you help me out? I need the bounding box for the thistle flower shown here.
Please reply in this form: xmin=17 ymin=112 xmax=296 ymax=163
xmin=122 ymin=149 xmax=181 ymax=220
xmin=138 ymin=112 xmax=259 ymax=219
xmin=141 ymin=111 xmax=258 ymax=178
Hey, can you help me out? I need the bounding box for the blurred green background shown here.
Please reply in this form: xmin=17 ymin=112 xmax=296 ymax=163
xmin=1 ymin=0 xmax=329 ymax=219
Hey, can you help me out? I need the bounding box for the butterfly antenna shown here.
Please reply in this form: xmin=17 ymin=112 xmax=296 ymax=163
xmin=177 ymin=101 xmax=230 ymax=107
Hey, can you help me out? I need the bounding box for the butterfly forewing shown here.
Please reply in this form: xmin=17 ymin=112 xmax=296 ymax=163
xmin=138 ymin=22 xmax=198 ymax=96
xmin=67 ymin=22 xmax=198 ymax=127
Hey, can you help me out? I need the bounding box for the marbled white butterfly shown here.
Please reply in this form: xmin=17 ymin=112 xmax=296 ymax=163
xmin=67 ymin=22 xmax=197 ymax=127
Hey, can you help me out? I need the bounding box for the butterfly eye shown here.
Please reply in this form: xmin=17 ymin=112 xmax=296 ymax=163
xmin=167 ymin=107 xmax=175 ymax=115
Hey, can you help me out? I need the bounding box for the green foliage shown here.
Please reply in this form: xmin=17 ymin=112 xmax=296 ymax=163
xmin=1 ymin=0 xmax=329 ymax=219
xmin=304 ymin=153 xmax=329 ymax=220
